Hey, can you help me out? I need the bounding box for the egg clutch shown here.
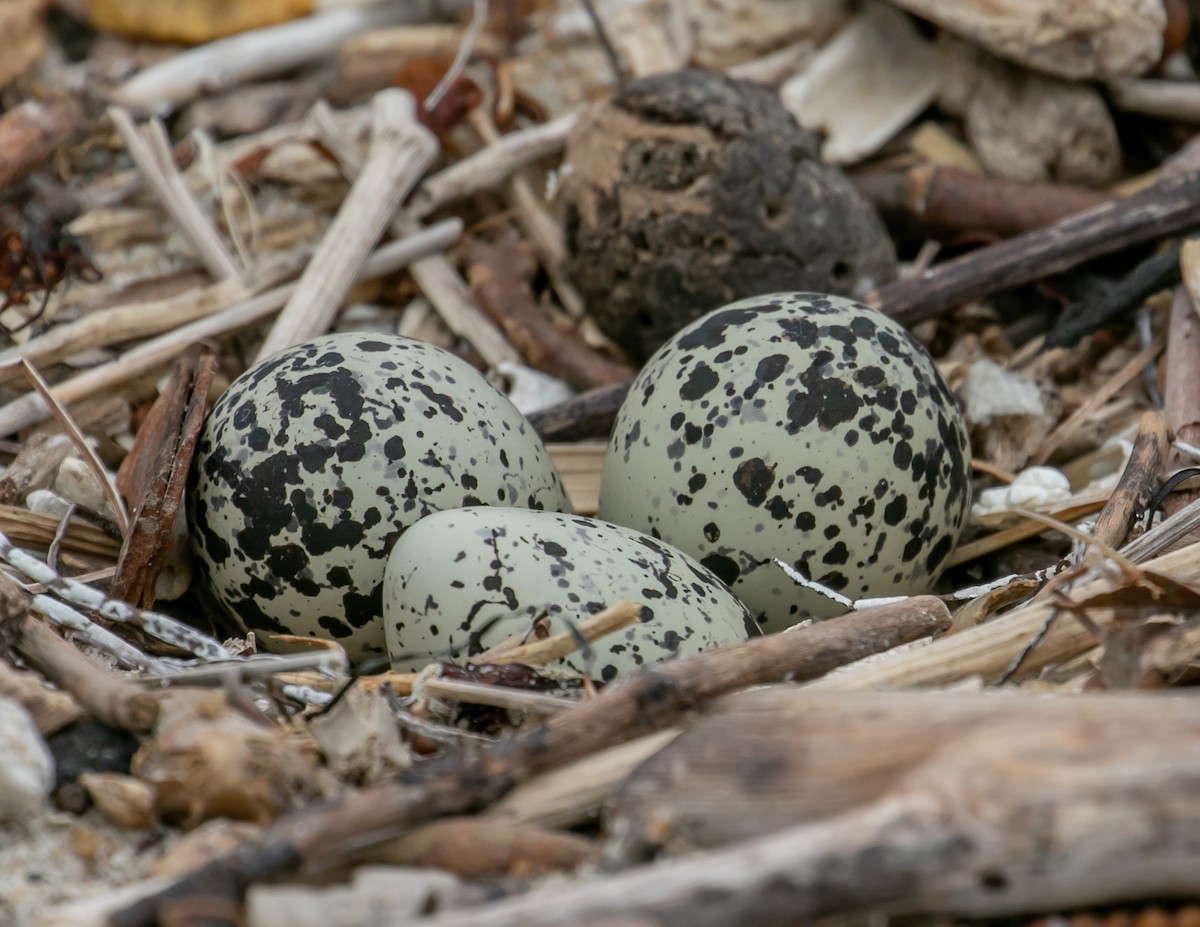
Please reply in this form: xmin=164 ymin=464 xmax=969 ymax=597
xmin=189 ymin=293 xmax=972 ymax=674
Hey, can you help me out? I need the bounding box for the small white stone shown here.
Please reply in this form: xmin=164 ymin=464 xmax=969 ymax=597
xmin=0 ymin=695 xmax=54 ymax=824
xmin=25 ymin=489 xmax=72 ymax=518
xmin=52 ymin=457 xmax=114 ymax=516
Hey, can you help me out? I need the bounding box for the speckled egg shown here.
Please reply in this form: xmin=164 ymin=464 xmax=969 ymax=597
xmin=598 ymin=292 xmax=971 ymax=631
xmin=383 ymin=507 xmax=759 ymax=680
xmin=190 ymin=333 xmax=571 ymax=660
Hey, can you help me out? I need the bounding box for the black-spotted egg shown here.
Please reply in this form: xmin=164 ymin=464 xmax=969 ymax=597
xmin=189 ymin=333 xmax=571 ymax=660
xmin=598 ymin=292 xmax=971 ymax=630
xmin=384 ymin=507 xmax=758 ymax=680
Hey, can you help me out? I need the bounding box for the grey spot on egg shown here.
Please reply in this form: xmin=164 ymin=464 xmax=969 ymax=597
xmin=598 ymin=292 xmax=971 ymax=631
xmin=384 ymin=507 xmax=757 ymax=680
xmin=189 ymin=333 xmax=571 ymax=660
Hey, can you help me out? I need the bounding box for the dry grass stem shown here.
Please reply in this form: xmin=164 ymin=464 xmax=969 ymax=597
xmin=420 ymin=676 xmax=575 ymax=715
xmin=1031 ymin=332 xmax=1165 ymax=465
xmin=15 ymin=359 xmax=130 ymax=535
xmin=410 ymin=111 xmax=579 ymax=218
xmin=477 ymin=599 xmax=646 ymax=665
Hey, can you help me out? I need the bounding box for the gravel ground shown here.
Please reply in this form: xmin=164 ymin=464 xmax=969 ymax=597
xmin=0 ymin=810 xmax=173 ymax=926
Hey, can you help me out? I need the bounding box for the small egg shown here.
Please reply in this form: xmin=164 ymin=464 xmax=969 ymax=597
xmin=598 ymin=292 xmax=972 ymax=630
xmin=190 ymin=333 xmax=571 ymax=660
xmin=384 ymin=507 xmax=759 ymax=681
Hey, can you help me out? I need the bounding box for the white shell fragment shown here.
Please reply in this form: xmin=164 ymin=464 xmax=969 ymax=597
xmin=0 ymin=695 xmax=53 ymax=824
xmin=972 ymin=466 xmax=1072 ymax=518
xmin=190 ymin=333 xmax=571 ymax=660
xmin=599 ymin=292 xmax=972 ymax=631
xmin=384 ymin=507 xmax=758 ymax=681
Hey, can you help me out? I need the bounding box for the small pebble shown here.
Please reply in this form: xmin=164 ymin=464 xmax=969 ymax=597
xmin=0 ymin=696 xmax=54 ymax=825
xmin=53 ymin=457 xmax=113 ymax=516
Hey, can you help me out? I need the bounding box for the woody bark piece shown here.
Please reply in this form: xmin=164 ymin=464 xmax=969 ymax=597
xmin=255 ymin=90 xmax=438 ymax=360
xmin=111 ymin=354 xmax=217 ymax=609
xmin=0 ymin=95 xmax=79 ymax=190
xmin=430 ymin=689 xmax=1200 ymax=926
xmin=865 ymin=169 xmax=1200 ymax=326
xmin=1089 ymin=410 xmax=1169 ymax=551
xmin=466 ymin=237 xmax=633 ymax=392
xmin=110 ymin=596 xmax=950 ymax=926
xmin=885 ymin=0 xmax=1164 ymax=80
xmin=854 ymin=164 xmax=1109 ymax=238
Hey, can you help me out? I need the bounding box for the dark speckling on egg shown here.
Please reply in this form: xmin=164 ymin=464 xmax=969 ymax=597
xmin=189 ymin=333 xmax=571 ymax=661
xmin=598 ymin=292 xmax=971 ymax=631
xmin=384 ymin=507 xmax=757 ymax=680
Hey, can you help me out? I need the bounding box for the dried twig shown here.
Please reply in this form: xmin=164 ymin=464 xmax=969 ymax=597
xmin=7 ymin=587 xmax=161 ymax=732
xmin=409 ymin=111 xmax=579 ymax=218
xmin=867 ymin=170 xmax=1200 ymax=325
xmin=111 ymin=596 xmax=950 ymax=924
xmin=0 ymin=526 xmax=230 ymax=660
xmin=1030 ymin=332 xmax=1165 ymax=465
xmin=0 ymin=220 xmax=463 ymax=436
xmin=111 ymin=4 xmax=420 ymax=113
xmin=108 ymin=107 xmax=240 ymax=281
xmin=255 ymin=89 xmax=438 ymax=360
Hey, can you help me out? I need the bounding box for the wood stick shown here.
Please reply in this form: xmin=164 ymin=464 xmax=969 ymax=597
xmin=1110 ymin=79 xmax=1200 ymax=123
xmin=1165 ymin=268 xmax=1200 ymax=522
xmin=306 ymin=100 xmax=520 ymax=368
xmin=256 ymin=90 xmax=437 ymax=360
xmin=409 ymin=112 xmax=579 ymax=219
xmin=487 ymin=731 xmax=679 ymax=829
xmin=1030 ymin=332 xmax=1165 ymax=465
xmin=466 ymin=236 xmax=633 ymax=390
xmin=854 ymin=164 xmax=1108 ymax=238
xmin=1089 ymin=410 xmax=1169 ymax=551
xmin=459 ymin=690 xmax=1200 ymax=926
xmin=110 ymin=596 xmax=950 ymax=925
xmin=865 ymin=170 xmax=1200 ymax=326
